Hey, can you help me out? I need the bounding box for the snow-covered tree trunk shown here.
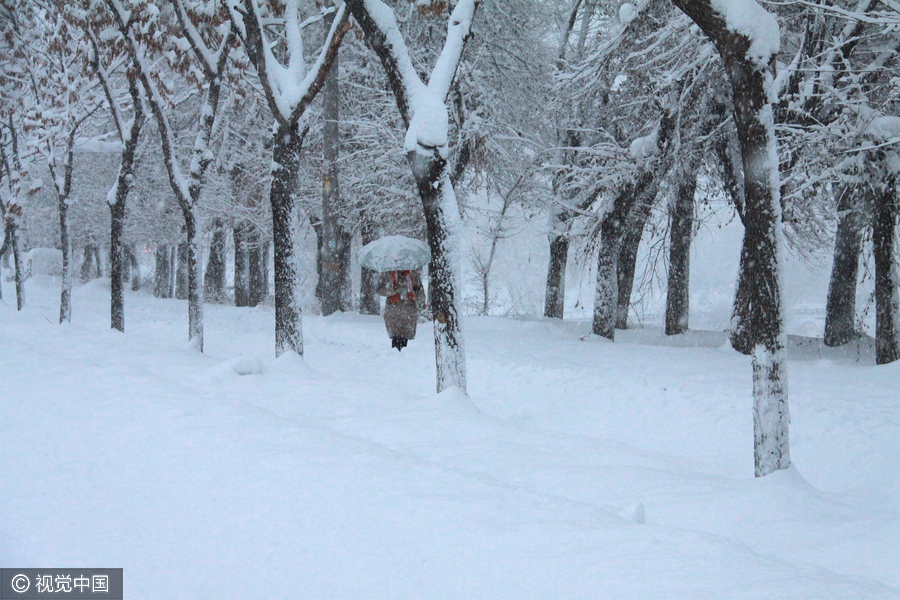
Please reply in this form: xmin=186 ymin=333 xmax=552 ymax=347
xmin=417 ymin=164 xmax=467 ymax=391
xmin=153 ymin=246 xmax=169 ymax=298
xmin=186 ymin=216 xmax=203 ymax=347
xmin=228 ymin=0 xmax=349 ymax=356
xmin=359 ymin=213 xmax=380 ymax=316
xmin=616 ymin=196 xmax=654 ymax=330
xmin=204 ymin=220 xmax=227 ymax=304
xmin=592 ymin=213 xmax=622 ymax=340
xmin=1 ymin=214 xmax=25 ymax=310
xmin=108 ymin=99 xmax=142 ymax=331
xmin=271 ymin=122 xmax=304 ymax=356
xmin=592 ymin=177 xmax=665 ymax=339
xmin=1 ymin=131 xmax=26 ymax=310
xmin=128 ymin=246 xmax=140 ymax=291
xmin=175 ymin=243 xmax=189 ymax=301
xmin=344 ymin=0 xmax=476 ymax=392
xmin=248 ymin=230 xmax=267 ymax=307
xmin=233 ymin=222 xmax=249 ymax=307
xmin=672 ymin=0 xmax=790 ymax=477
xmin=824 ymin=187 xmax=864 ymax=347
xmin=0 ymin=225 xmax=6 ymax=301
xmin=319 ymin=7 xmax=350 ymax=316
xmin=109 ymin=0 xmax=238 ymax=351
xmin=57 ymin=194 xmax=73 ymax=323
xmin=665 ymin=172 xmax=696 ymax=335
xmin=11 ymin=221 xmax=24 ymax=310
xmin=109 ymin=200 xmax=126 ymax=329
xmin=729 ymin=234 xmax=753 ymax=354
xmin=89 ymin=34 xmax=144 ymax=332
xmin=544 ymin=209 xmax=569 ymax=319
xmin=49 ymin=126 xmax=84 ymax=325
xmin=873 ymin=183 xmax=900 ymax=365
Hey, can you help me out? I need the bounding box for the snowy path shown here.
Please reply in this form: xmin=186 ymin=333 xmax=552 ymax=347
xmin=2 ymin=277 xmax=898 ymax=599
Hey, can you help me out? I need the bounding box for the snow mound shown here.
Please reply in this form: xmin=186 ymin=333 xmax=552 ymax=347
xmin=270 ymin=350 xmax=319 ymax=379
xmin=211 ymin=355 xmax=265 ymax=378
xmin=619 ymin=502 xmax=646 ymax=524
xmin=433 ymin=386 xmax=481 ymax=417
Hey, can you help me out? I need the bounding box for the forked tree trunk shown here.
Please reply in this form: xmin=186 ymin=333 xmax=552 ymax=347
xmin=205 ymin=220 xmax=227 ymax=304
xmin=344 ymin=0 xmax=471 ymax=392
xmin=873 ymin=185 xmax=900 ymax=365
xmin=672 ymin=0 xmax=790 ymax=478
xmin=824 ymin=187 xmax=864 ymax=347
xmin=592 ymin=111 xmax=673 ymax=339
xmin=666 ymin=173 xmax=697 ymax=335
xmin=271 ymin=122 xmax=304 ymax=356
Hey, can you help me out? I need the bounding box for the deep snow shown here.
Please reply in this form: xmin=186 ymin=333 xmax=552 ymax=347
xmin=1 ymin=275 xmax=898 ymax=599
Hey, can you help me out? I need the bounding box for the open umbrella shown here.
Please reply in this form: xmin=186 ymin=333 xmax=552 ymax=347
xmin=358 ymin=236 xmax=431 ymax=272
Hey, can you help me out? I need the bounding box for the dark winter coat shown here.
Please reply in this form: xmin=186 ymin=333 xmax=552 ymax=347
xmin=377 ymin=270 xmax=426 ymax=340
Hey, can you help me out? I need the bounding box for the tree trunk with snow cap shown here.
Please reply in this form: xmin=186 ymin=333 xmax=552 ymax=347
xmin=345 ymin=0 xmax=477 ymax=393
xmin=671 ymin=0 xmax=790 ymax=477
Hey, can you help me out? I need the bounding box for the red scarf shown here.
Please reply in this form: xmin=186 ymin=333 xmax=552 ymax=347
xmin=388 ymin=270 xmax=415 ymax=304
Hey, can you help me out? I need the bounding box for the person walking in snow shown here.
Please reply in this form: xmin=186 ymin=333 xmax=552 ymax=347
xmin=377 ymin=269 xmax=426 ymax=351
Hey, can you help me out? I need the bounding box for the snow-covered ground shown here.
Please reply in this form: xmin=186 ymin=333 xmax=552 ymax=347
xmin=2 ymin=276 xmax=898 ymax=599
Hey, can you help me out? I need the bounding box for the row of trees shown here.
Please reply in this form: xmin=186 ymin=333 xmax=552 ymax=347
xmin=2 ymin=0 xmax=898 ymax=476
